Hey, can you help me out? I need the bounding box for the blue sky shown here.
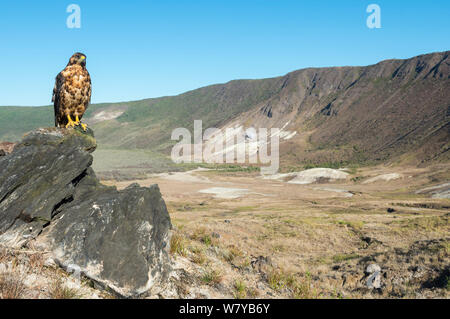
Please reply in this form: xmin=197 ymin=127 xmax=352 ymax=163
xmin=0 ymin=0 xmax=449 ymax=106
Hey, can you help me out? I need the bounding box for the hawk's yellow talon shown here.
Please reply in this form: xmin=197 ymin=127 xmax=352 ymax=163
xmin=65 ymin=115 xmax=77 ymax=128
xmin=75 ymin=115 xmax=88 ymax=131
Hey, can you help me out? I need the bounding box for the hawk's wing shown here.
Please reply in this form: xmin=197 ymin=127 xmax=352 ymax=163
xmin=52 ymin=72 xmax=65 ymax=127
xmin=86 ymin=71 xmax=92 ymax=105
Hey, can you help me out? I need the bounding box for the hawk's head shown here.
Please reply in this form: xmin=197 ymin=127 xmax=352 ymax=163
xmin=68 ymin=52 xmax=87 ymax=67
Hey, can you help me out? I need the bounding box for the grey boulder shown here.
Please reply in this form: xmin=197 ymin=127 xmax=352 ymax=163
xmin=365 ymin=263 xmax=382 ymax=289
xmin=0 ymin=127 xmax=173 ymax=297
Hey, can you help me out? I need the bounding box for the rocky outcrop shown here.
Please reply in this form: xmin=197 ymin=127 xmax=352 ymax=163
xmin=415 ymin=182 xmax=450 ymax=199
xmin=0 ymin=142 xmax=15 ymax=156
xmin=0 ymin=128 xmax=172 ymax=298
xmin=263 ymin=168 xmax=349 ymax=184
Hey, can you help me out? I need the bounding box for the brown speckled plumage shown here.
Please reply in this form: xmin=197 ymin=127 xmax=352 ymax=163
xmin=52 ymin=52 xmax=91 ymax=127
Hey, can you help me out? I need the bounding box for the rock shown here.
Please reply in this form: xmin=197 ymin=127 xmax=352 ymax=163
xmin=257 ymin=282 xmax=266 ymax=290
xmin=362 ymin=236 xmax=382 ymax=246
xmin=366 ymin=271 xmax=382 ymax=289
xmin=365 ymin=263 xmax=382 ymax=289
xmin=415 ymin=182 xmax=450 ymax=199
xmin=0 ymin=142 xmax=15 ymax=154
xmin=44 ymin=257 xmax=57 ymax=268
xmin=0 ymin=128 xmax=97 ymax=246
xmin=365 ymin=263 xmax=381 ymax=274
xmin=0 ymin=127 xmax=172 ymax=298
xmin=251 ymin=256 xmax=273 ymax=273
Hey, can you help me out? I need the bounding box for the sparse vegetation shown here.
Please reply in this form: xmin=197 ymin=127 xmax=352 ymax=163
xmin=191 ymin=228 xmax=219 ymax=247
xmin=201 ymin=268 xmax=223 ymax=286
xmin=0 ymin=272 xmax=26 ymax=299
xmin=170 ymin=233 xmax=187 ymax=256
xmin=267 ymin=269 xmax=317 ymax=299
xmin=48 ymin=278 xmax=82 ymax=299
xmin=29 ymin=253 xmax=45 ymax=271
xmin=334 ymin=220 xmax=364 ymax=230
xmin=233 ymin=280 xmax=247 ymax=299
xmin=191 ymin=227 xmax=208 ymax=241
xmin=351 ymin=176 xmax=364 ymax=183
xmin=195 ymin=163 xmax=260 ymax=174
xmin=223 ymin=245 xmax=244 ymax=263
xmin=267 ymin=269 xmax=294 ymax=291
xmin=190 ymin=246 xmax=207 ymax=265
xmin=332 ymin=253 xmax=360 ymax=263
xmin=395 ymin=216 xmax=449 ymax=233
xmin=291 ymin=277 xmax=316 ymax=299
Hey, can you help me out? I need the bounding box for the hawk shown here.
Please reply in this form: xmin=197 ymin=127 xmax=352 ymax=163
xmin=52 ymin=52 xmax=91 ymax=130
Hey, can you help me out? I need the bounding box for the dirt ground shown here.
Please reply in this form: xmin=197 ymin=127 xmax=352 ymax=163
xmin=101 ymin=163 xmax=449 ymax=299
xmin=1 ymin=164 xmax=448 ymax=299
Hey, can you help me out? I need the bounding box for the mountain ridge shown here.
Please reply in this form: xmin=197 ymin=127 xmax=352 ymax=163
xmin=0 ymin=50 xmax=448 ymax=171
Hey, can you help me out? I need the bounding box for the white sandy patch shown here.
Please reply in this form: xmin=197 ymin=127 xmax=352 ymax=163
xmin=263 ymin=168 xmax=349 ymax=184
xmin=201 ymin=122 xmax=297 ymax=162
xmin=198 ymin=187 xmax=269 ymax=199
xmin=362 ymin=173 xmax=402 ymax=184
xmin=89 ymin=111 xmax=124 ymax=123
xmin=312 ymin=187 xmax=354 ymax=197
xmin=154 ymin=168 xmax=212 ymax=184
xmin=199 ymin=187 xmax=250 ymax=199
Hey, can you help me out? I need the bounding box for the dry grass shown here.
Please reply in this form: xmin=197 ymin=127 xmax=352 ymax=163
xmin=223 ymin=245 xmax=244 ymax=263
xmin=190 ymin=227 xmax=220 ymax=247
xmin=47 ymin=278 xmax=81 ymax=299
xmin=233 ymin=280 xmax=247 ymax=299
xmin=201 ymin=268 xmax=223 ymax=286
xmin=332 ymin=253 xmax=360 ymax=263
xmin=291 ymin=275 xmax=317 ymax=299
xmin=267 ymin=268 xmax=292 ymax=291
xmin=170 ymin=233 xmax=187 ymax=257
xmin=267 ymin=268 xmax=318 ymax=299
xmin=190 ymin=246 xmax=207 ymax=265
xmin=0 ymin=248 xmax=9 ymax=264
xmin=0 ymin=272 xmax=26 ymax=299
xmin=191 ymin=227 xmax=208 ymax=241
xmin=29 ymin=253 xmax=45 ymax=271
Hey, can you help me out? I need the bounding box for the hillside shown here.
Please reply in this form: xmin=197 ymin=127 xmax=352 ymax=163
xmin=0 ymin=51 xmax=448 ymax=174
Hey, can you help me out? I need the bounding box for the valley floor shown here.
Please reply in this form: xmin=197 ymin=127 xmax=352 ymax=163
xmin=1 ymin=164 xmax=448 ymax=299
xmin=104 ymin=163 xmax=449 ymax=299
